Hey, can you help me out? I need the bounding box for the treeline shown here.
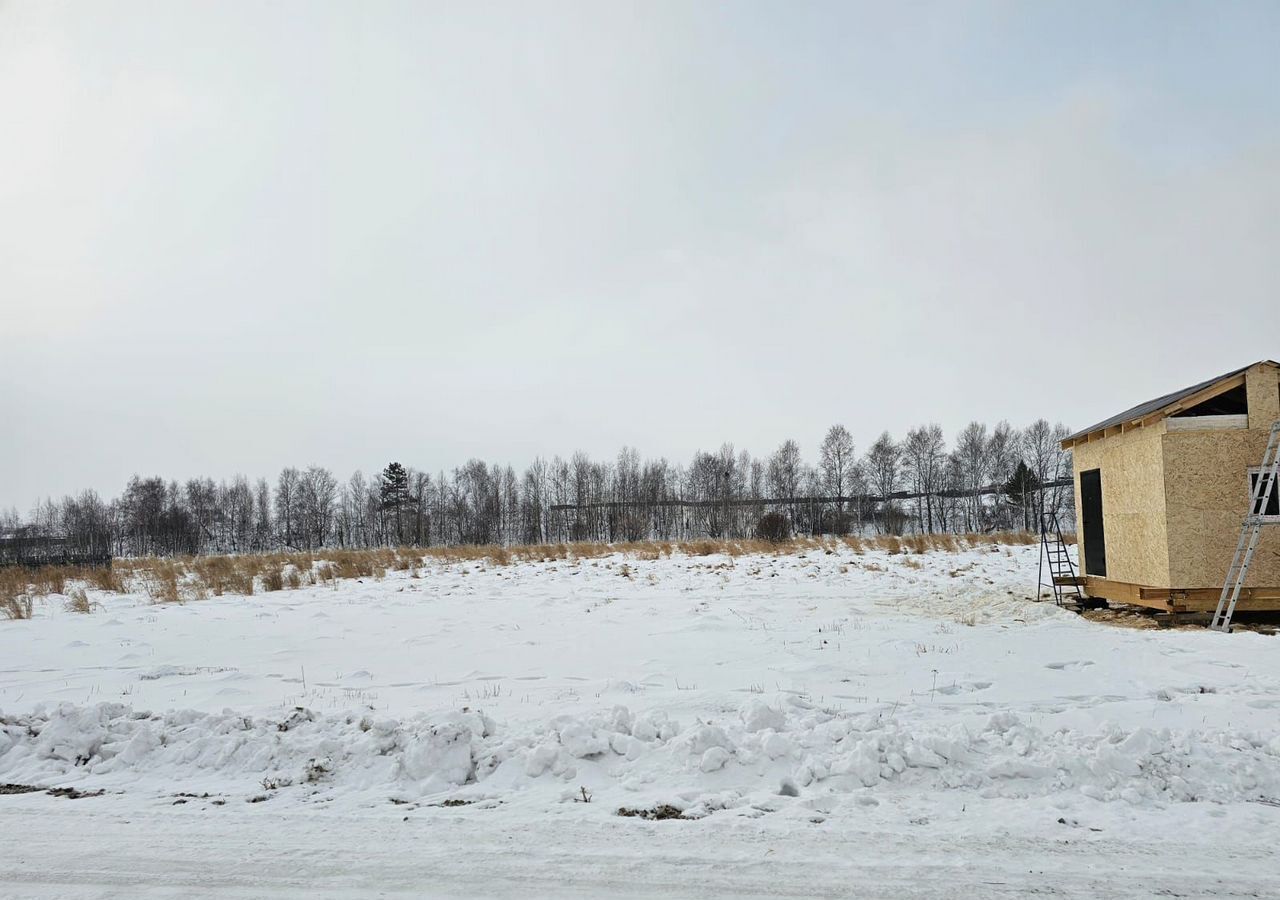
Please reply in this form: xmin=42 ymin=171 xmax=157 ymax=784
xmin=2 ymin=420 xmax=1074 ymax=558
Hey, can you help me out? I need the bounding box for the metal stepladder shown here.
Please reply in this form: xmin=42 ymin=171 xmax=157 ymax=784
xmin=1038 ymin=511 xmax=1084 ymax=607
xmin=1211 ymin=420 xmax=1280 ymax=632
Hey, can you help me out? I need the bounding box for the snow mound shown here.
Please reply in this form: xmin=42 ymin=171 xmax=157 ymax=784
xmin=0 ymin=703 xmax=489 ymax=798
xmin=3 ymin=700 xmax=1279 ymax=809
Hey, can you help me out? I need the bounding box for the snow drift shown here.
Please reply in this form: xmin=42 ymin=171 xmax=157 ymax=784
xmin=4 ymin=697 xmax=1280 ymax=811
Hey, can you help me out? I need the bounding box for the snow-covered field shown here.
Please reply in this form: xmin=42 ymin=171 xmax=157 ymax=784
xmin=3 ymin=542 xmax=1280 ymax=898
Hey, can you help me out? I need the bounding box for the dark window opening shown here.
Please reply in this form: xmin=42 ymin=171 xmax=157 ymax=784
xmin=1173 ymin=384 xmax=1248 ymax=417
xmin=1249 ymin=470 xmax=1280 ymax=517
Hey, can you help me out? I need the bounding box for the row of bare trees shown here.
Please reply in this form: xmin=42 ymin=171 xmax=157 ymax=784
xmin=1 ymin=420 xmax=1073 ymax=557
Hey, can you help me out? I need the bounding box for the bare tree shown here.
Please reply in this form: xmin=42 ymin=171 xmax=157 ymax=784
xmin=411 ymin=470 xmax=432 ymax=546
xmin=767 ymin=439 xmax=803 ymax=530
xmin=864 ymin=432 xmax=901 ymax=534
xmin=954 ymin=421 xmax=989 ymax=531
xmin=274 ymin=467 xmax=301 ymax=549
xmin=13 ymin=409 xmax=1081 ymax=558
xmin=819 ymin=425 xmax=856 ymax=509
xmin=223 ymin=476 xmax=255 ymax=552
xmin=902 ymin=424 xmax=946 ymax=533
xmin=299 ymin=465 xmax=337 ymax=549
xmin=986 ymin=422 xmax=1018 ymax=530
xmin=253 ymin=478 xmax=273 ymax=550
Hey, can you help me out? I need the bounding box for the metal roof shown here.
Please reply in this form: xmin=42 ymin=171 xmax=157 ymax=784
xmin=1063 ymin=360 xmax=1277 ymax=444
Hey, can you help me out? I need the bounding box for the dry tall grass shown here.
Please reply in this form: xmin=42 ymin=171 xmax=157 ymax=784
xmin=85 ymin=565 xmax=125 ymax=593
xmin=0 ymin=567 xmax=35 ymax=620
xmin=65 ymin=587 xmax=94 ymax=614
xmin=0 ymin=565 xmax=80 ymax=619
xmin=0 ymin=529 xmax=1048 ymax=613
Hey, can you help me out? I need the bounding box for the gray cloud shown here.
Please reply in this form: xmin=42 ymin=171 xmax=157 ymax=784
xmin=2 ymin=1 xmax=1277 ymax=509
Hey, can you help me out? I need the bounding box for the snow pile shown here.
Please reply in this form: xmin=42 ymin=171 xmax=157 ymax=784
xmin=0 ymin=702 xmax=489 ymax=798
xmin=4 ymin=698 xmax=1280 ymax=810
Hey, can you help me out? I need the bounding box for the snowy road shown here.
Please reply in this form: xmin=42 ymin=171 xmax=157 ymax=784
xmin=1 ymin=798 xmax=1275 ymax=898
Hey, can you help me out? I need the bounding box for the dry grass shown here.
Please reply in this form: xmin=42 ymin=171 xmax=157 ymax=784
xmin=0 ymin=566 xmax=66 ymax=619
xmin=0 ymin=529 xmax=1048 ymax=614
xmin=148 ymin=563 xmax=182 ymax=603
xmin=189 ymin=557 xmax=256 ymax=597
xmin=839 ymin=535 xmax=865 ymax=554
xmin=932 ymin=533 xmax=959 ymax=553
xmin=85 ymin=565 xmax=125 ymax=593
xmin=2 ymin=594 xmax=34 ymax=620
xmin=1 ymin=567 xmax=36 ymax=620
xmin=65 ymin=587 xmax=94 ymax=614
xmin=35 ymin=567 xmax=66 ymax=595
xmin=963 ymin=530 xmax=1039 ymax=547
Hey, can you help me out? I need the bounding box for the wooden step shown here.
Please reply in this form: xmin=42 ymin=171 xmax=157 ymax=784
xmin=1053 ymin=576 xmax=1086 ymax=586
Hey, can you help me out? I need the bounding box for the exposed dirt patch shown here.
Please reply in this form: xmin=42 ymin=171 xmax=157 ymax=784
xmin=1081 ymin=606 xmax=1280 ymax=634
xmin=617 ymin=804 xmax=686 ymax=821
xmin=2 ymin=784 xmax=104 ymax=800
xmin=1079 ymin=607 xmax=1164 ymax=630
xmin=47 ymin=787 xmax=103 ymax=800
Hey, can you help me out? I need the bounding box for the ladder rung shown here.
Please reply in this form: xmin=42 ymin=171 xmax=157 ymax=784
xmin=1213 ymin=419 xmax=1280 ymax=632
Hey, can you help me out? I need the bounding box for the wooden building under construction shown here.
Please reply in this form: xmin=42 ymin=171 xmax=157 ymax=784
xmin=1061 ymin=360 xmax=1280 ymax=613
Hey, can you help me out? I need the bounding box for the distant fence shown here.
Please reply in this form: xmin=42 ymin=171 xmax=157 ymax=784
xmin=547 ymin=478 xmax=1072 ymax=513
xmin=0 ymin=536 xmax=112 ymax=569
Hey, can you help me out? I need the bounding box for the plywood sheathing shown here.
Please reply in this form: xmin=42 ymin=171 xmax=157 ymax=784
xmin=1072 ymin=423 xmax=1171 ymax=587
xmin=1163 ymin=364 xmax=1280 ymax=589
xmin=1246 ymin=361 xmax=1280 ymax=431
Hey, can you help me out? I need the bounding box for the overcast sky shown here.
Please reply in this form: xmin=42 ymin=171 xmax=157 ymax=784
xmin=2 ymin=0 xmax=1277 ymax=510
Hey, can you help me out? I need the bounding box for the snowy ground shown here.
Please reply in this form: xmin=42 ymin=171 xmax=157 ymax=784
xmin=3 ymin=542 xmax=1280 ymax=897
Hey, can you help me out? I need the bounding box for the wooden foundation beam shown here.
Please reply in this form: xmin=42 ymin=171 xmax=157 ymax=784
xmin=1084 ymin=577 xmax=1280 ymax=613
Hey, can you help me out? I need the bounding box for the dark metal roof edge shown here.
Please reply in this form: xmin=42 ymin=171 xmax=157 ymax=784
xmin=1063 ymin=360 xmax=1279 ymax=445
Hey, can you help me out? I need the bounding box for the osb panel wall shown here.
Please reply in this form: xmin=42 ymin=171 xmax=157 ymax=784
xmin=1166 ymin=365 xmax=1280 ymax=588
xmin=1072 ymin=425 xmax=1170 ymax=586
xmin=1164 ymin=429 xmax=1279 ymax=587
xmin=1246 ymin=363 xmax=1280 ymax=430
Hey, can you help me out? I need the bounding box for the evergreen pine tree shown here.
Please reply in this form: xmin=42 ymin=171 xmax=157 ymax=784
xmin=1003 ymin=460 xmax=1040 ymax=531
xmin=380 ymin=462 xmax=411 ymax=545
